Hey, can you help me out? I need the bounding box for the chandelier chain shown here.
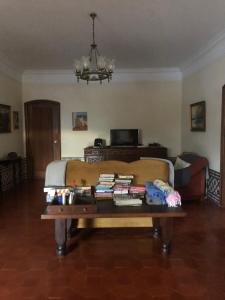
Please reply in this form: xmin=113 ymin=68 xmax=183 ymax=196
xmin=92 ymin=14 xmax=96 ymax=45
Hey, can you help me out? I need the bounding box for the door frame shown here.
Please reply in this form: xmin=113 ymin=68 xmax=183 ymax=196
xmin=24 ymin=99 xmax=61 ymax=178
xmin=220 ymin=86 xmax=225 ymax=207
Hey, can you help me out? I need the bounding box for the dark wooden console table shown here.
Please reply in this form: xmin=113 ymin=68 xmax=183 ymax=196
xmin=41 ymin=200 xmax=186 ymax=256
xmin=0 ymin=157 xmax=22 ymax=191
xmin=84 ymin=146 xmax=167 ymax=163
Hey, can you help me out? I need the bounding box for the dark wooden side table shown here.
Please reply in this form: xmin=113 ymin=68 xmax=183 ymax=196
xmin=0 ymin=157 xmax=22 ymax=191
xmin=41 ymin=200 xmax=186 ymax=256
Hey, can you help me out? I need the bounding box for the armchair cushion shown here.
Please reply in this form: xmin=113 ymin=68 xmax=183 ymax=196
xmin=174 ymin=157 xmax=191 ymax=170
xmin=174 ymin=167 xmax=191 ymax=187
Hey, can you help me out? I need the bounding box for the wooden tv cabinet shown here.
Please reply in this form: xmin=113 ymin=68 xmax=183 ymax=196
xmin=84 ymin=146 xmax=167 ymax=163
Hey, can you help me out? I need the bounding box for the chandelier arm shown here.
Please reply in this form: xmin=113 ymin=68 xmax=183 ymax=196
xmin=89 ymin=47 xmax=93 ymax=63
xmin=96 ymin=48 xmax=100 ymax=56
xmin=94 ymin=48 xmax=98 ymax=67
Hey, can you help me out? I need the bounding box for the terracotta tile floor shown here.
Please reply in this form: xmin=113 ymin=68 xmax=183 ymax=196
xmin=0 ymin=181 xmax=225 ymax=300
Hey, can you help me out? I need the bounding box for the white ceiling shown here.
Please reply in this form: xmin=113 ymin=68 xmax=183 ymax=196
xmin=1 ymin=0 xmax=225 ymax=71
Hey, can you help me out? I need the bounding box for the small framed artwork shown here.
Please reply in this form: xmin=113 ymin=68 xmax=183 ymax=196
xmin=72 ymin=112 xmax=88 ymax=131
xmin=13 ymin=111 xmax=19 ymax=130
xmin=0 ymin=104 xmax=11 ymax=133
xmin=190 ymin=101 xmax=206 ymax=132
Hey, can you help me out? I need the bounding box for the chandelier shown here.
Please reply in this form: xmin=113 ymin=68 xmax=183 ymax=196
xmin=74 ymin=13 xmax=115 ymax=84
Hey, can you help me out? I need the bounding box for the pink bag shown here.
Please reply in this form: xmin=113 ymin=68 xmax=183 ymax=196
xmin=166 ymin=191 xmax=181 ymax=207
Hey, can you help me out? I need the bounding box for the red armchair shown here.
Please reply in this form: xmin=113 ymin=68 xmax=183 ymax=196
xmin=174 ymin=153 xmax=208 ymax=201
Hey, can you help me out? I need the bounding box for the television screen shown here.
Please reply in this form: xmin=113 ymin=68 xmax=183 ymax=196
xmin=110 ymin=129 xmax=139 ymax=146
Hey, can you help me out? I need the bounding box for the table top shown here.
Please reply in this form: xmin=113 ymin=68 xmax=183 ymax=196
xmin=41 ymin=199 xmax=186 ymax=220
xmin=0 ymin=157 xmax=22 ymax=164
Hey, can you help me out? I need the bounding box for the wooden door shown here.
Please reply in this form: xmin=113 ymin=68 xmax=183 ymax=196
xmin=25 ymin=100 xmax=61 ymax=179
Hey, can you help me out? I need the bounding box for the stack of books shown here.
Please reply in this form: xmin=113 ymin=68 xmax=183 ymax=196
xmin=113 ymin=175 xmax=134 ymax=196
xmin=75 ymin=186 xmax=92 ymax=197
xmin=129 ymin=186 xmax=146 ymax=199
xmin=113 ymin=175 xmax=144 ymax=206
xmin=95 ymin=174 xmax=115 ymax=198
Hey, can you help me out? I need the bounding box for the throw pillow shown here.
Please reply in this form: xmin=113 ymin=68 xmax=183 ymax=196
xmin=174 ymin=156 xmax=191 ymax=170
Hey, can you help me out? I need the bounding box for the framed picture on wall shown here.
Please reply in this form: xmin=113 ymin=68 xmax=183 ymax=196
xmin=0 ymin=104 xmax=11 ymax=133
xmin=72 ymin=112 xmax=88 ymax=131
xmin=190 ymin=101 xmax=206 ymax=132
xmin=13 ymin=111 xmax=19 ymax=130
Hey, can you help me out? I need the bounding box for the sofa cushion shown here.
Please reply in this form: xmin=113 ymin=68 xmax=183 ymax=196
xmin=66 ymin=159 xmax=169 ymax=186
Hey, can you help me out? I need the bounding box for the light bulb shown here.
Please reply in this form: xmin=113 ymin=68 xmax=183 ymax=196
xmin=74 ymin=60 xmax=82 ymax=72
xmin=97 ymin=56 xmax=106 ymax=69
xmin=107 ymin=59 xmax=115 ymax=72
xmin=81 ymin=56 xmax=90 ymax=70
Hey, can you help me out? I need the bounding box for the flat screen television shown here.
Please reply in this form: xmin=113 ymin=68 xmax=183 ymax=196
xmin=110 ymin=129 xmax=139 ymax=146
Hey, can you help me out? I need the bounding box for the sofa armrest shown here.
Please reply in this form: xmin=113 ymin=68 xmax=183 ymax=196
xmin=45 ymin=160 xmax=67 ymax=187
xmin=189 ymin=158 xmax=208 ymax=176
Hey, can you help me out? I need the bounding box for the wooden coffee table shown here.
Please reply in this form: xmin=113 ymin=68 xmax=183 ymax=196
xmin=41 ymin=199 xmax=186 ymax=256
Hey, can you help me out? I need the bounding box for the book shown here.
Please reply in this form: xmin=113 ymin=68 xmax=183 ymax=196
xmin=118 ymin=175 xmax=134 ymax=179
xmin=99 ymin=174 xmax=115 ymax=177
xmin=129 ymin=186 xmax=145 ymax=191
xmin=114 ymin=198 xmax=142 ymax=206
xmin=99 ymin=178 xmax=115 ymax=182
xmin=114 ymin=189 xmax=129 ymax=194
xmin=95 ymin=193 xmax=113 ymax=199
xmin=115 ymin=179 xmax=132 ymax=184
xmin=96 ymin=185 xmax=114 ymax=190
xmin=95 ymin=189 xmax=113 ymax=193
xmin=113 ymin=193 xmax=142 ymax=204
xmin=98 ymin=181 xmax=115 ymax=185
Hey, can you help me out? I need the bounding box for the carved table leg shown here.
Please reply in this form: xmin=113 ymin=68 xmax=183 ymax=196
xmin=66 ymin=218 xmax=74 ymax=240
xmin=55 ymin=219 xmax=67 ymax=256
xmin=152 ymin=217 xmax=161 ymax=238
xmin=160 ymin=218 xmax=173 ymax=254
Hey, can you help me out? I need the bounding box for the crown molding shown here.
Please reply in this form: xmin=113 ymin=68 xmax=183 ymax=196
xmin=22 ymin=69 xmax=75 ymax=84
xmin=0 ymin=53 xmax=22 ymax=82
xmin=22 ymin=68 xmax=182 ymax=84
xmin=181 ymin=29 xmax=225 ymax=78
xmin=115 ymin=68 xmax=182 ymax=82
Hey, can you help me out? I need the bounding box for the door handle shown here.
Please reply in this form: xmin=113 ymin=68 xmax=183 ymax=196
xmin=53 ymin=140 xmax=58 ymax=144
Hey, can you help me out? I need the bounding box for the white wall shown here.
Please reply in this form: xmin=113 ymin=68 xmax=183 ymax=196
xmin=22 ymin=79 xmax=182 ymax=158
xmin=0 ymin=71 xmax=22 ymax=158
xmin=182 ymin=56 xmax=225 ymax=171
